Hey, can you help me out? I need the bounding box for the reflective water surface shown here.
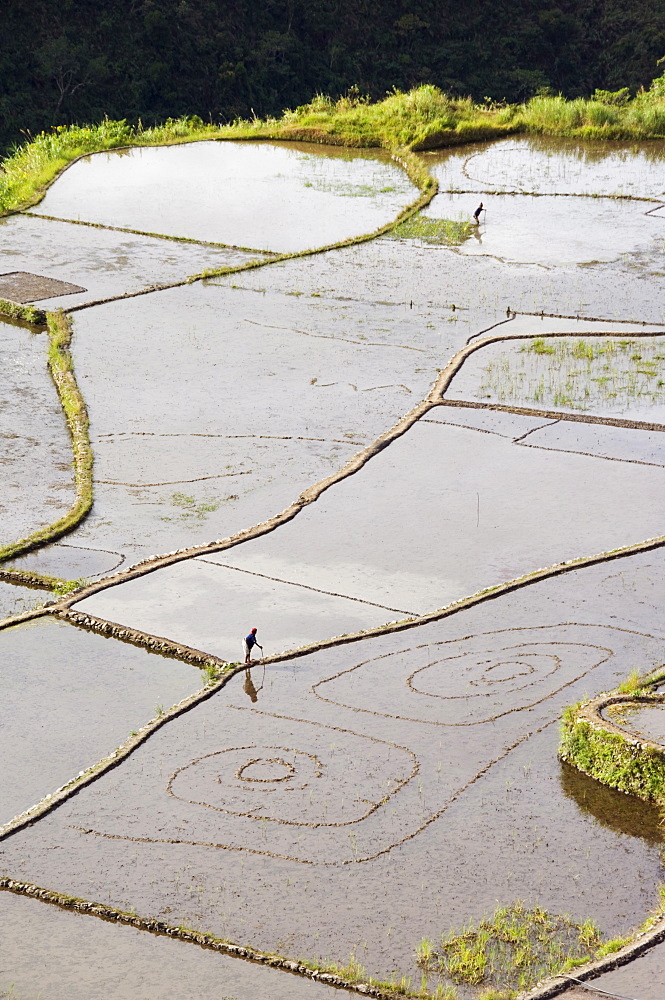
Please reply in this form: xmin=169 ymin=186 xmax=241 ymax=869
xmin=2 ymin=135 xmax=665 ymax=994
xmin=32 ymin=141 xmax=417 ymax=252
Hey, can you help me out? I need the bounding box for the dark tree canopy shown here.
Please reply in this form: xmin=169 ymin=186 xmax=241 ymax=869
xmin=1 ymin=0 xmax=664 ymax=150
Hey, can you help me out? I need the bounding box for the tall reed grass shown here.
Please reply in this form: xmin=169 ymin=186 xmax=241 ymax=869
xmin=2 ymin=67 xmax=664 ymax=217
xmin=0 ymin=115 xmax=219 ymax=214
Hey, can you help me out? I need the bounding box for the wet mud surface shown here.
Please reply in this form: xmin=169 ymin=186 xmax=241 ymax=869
xmin=3 ymin=137 xmax=665 ymax=994
xmin=603 ymin=701 xmax=665 ymax=744
xmin=0 ymin=891 xmax=354 ymax=1000
xmin=4 ymin=552 xmax=665 ymax=985
xmin=0 ymin=320 xmax=75 ymax=548
xmin=32 ymin=141 xmax=416 ymax=253
xmin=0 ymin=616 xmax=201 ymax=825
xmin=0 ymin=270 xmax=85 ymax=303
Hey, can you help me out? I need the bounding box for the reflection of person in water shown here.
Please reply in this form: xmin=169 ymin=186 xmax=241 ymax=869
xmin=243 ymin=668 xmax=259 ymax=702
xmin=243 ymin=663 xmax=265 ymax=702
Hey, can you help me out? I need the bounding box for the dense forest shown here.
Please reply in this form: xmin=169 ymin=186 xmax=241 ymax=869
xmin=1 ymin=0 xmax=664 ymax=151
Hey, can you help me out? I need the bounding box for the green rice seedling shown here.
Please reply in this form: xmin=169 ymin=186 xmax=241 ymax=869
xmin=51 ymin=577 xmax=87 ymax=596
xmin=422 ymin=902 xmax=607 ymax=995
xmin=478 ymin=336 xmax=665 ymax=412
xmin=416 ymin=938 xmax=435 ymax=965
xmin=618 ymin=668 xmax=645 ymax=694
xmin=431 ymin=985 xmax=458 ymax=1000
xmin=527 ymin=338 xmax=556 ymax=355
xmin=389 ymin=213 xmax=473 ymax=246
xmin=201 ymin=662 xmax=223 ymax=686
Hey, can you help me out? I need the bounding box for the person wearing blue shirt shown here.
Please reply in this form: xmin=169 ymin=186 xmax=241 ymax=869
xmin=243 ymin=627 xmax=263 ymax=664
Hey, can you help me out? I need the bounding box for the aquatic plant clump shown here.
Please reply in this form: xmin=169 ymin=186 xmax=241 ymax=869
xmin=389 ymin=213 xmax=473 ymax=245
xmin=417 ymin=901 xmax=606 ymax=997
xmin=477 ymin=337 xmax=665 ymax=411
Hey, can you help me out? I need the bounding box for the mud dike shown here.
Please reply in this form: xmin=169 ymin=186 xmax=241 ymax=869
xmin=1 ymin=135 xmax=665 ymax=1000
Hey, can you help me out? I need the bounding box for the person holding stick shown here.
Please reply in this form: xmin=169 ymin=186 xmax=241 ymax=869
xmin=243 ymin=627 xmax=263 ymax=664
xmin=473 ymin=201 xmax=484 ymax=224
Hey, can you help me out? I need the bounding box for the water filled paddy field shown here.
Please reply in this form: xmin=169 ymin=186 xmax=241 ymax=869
xmin=1 ymin=136 xmax=665 ymax=999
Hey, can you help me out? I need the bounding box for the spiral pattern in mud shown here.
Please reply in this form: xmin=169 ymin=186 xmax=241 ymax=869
xmin=313 ymin=625 xmax=615 ymax=725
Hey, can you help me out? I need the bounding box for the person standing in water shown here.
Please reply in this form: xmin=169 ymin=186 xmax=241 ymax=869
xmin=243 ymin=627 xmax=263 ymax=664
xmin=473 ymin=202 xmax=484 ymax=224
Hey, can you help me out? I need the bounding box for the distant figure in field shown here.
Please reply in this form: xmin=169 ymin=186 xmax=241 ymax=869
xmin=473 ymin=202 xmax=484 ymax=224
xmin=243 ymin=627 xmax=263 ymax=664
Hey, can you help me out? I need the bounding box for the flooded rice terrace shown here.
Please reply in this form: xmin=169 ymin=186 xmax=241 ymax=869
xmin=1 ymin=136 xmax=665 ymax=999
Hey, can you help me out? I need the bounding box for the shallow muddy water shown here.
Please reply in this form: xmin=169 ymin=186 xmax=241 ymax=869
xmin=32 ymin=141 xmax=417 ymax=252
xmin=565 ymin=937 xmax=665 ymax=1000
xmin=446 ymin=335 xmax=665 ymax=422
xmin=0 ymin=891 xmax=354 ymax=1000
xmin=0 ymin=214 xmax=261 ymax=310
xmin=423 ymin=135 xmax=665 ymax=198
xmin=74 ymin=414 xmax=665 ymax=646
xmin=7 ymin=541 xmax=125 ymax=581
xmin=0 ymin=320 xmax=74 ymax=550
xmin=604 ymin=701 xmax=665 ymax=743
xmin=0 ymin=616 xmax=201 ymax=824
xmin=220 ymin=224 xmax=665 ymax=326
xmin=514 ymin=419 xmax=665 ymax=466
xmin=424 ymin=190 xmax=660 ymax=267
xmin=5 ymin=551 xmax=665 ymax=986
xmin=0 ymin=581 xmax=51 ymax=620
xmin=3 ymin=135 xmax=665 ymax=995
xmin=62 ymin=280 xmax=443 ymax=562
xmin=76 ymin=557 xmax=397 ymax=662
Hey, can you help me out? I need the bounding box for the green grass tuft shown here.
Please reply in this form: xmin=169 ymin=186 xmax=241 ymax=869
xmin=418 ymin=901 xmax=605 ymax=995
xmin=389 ymin=213 xmax=473 ymax=245
xmin=0 ymin=311 xmax=93 ymax=565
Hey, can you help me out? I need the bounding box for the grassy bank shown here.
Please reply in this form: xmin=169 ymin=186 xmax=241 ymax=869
xmin=0 ymin=311 xmax=93 ymax=564
xmin=559 ymin=670 xmax=665 ymax=804
xmin=2 ymin=67 xmax=664 ymax=219
xmin=0 ymin=298 xmax=46 ymax=325
xmin=226 ymin=72 xmax=665 ymax=147
xmin=0 ymin=115 xmax=222 ymax=215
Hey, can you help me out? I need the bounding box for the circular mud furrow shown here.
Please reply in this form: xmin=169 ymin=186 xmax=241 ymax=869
xmin=57 ymin=716 xmax=555 ymax=867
